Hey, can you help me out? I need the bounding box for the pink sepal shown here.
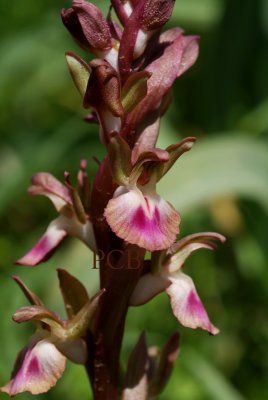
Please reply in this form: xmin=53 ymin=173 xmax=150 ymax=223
xmin=130 ymin=273 xmax=168 ymax=306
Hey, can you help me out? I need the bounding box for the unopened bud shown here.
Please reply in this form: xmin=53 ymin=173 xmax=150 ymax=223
xmin=84 ymin=60 xmax=124 ymax=117
xmin=62 ymin=1 xmax=112 ymax=52
xmin=142 ymin=0 xmax=175 ymax=31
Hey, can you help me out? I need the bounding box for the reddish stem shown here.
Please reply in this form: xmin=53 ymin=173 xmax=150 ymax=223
xmin=88 ymin=157 xmax=145 ymax=399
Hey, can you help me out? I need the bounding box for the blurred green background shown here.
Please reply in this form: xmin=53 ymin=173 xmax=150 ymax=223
xmin=1 ymin=0 xmax=268 ymax=399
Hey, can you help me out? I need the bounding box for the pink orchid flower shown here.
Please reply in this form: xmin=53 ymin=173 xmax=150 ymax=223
xmin=1 ymin=275 xmax=102 ymax=396
xmin=130 ymin=232 xmax=226 ymax=334
xmin=17 ymin=160 xmax=96 ymax=266
xmin=104 ymin=135 xmax=196 ymax=251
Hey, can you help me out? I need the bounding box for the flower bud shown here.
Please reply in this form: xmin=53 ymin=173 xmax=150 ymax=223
xmin=61 ymin=1 xmax=112 ymax=52
xmin=84 ymin=60 xmax=124 ymax=117
xmin=141 ymin=0 xmax=175 ymax=31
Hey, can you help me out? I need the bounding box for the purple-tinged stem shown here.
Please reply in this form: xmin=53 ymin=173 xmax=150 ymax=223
xmin=88 ymin=157 xmax=145 ymax=399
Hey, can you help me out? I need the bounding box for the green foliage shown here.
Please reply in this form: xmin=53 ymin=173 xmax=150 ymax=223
xmin=1 ymin=0 xmax=268 ymax=399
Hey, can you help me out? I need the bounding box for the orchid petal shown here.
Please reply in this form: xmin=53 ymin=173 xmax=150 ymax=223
xmin=1 ymin=339 xmax=66 ymax=396
xmin=157 ymin=137 xmax=196 ymax=180
xmin=130 ymin=148 xmax=169 ymax=186
xmin=170 ymin=232 xmax=226 ymax=254
xmin=167 ymin=242 xmax=214 ymax=274
xmin=13 ymin=305 xmax=64 ymax=328
xmin=126 ymin=28 xmax=184 ymax=129
xmin=29 ymin=172 xmax=72 ymax=212
xmin=131 ymin=115 xmax=160 ymax=162
xmin=166 ymin=272 xmax=219 ymax=335
xmin=165 ymin=232 xmax=226 ymax=273
xmin=104 ymin=189 xmax=179 ymax=251
xmin=177 ymin=35 xmax=200 ymax=78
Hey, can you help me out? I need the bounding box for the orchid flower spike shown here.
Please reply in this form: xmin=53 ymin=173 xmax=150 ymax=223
xmin=104 ymin=135 xmax=195 ymax=251
xmin=16 ymin=160 xmax=96 ymax=266
xmin=0 ymin=275 xmax=103 ymax=396
xmin=130 ymin=232 xmax=226 ymax=334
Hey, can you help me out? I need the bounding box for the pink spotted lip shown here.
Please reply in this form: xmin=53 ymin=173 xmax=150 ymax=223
xmin=104 ymin=189 xmax=180 ymax=251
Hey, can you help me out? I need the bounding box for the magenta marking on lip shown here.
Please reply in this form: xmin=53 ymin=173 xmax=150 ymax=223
xmin=27 ymin=356 xmax=40 ymax=376
xmin=133 ymin=206 xmax=164 ymax=236
xmin=187 ymin=290 xmax=207 ymax=319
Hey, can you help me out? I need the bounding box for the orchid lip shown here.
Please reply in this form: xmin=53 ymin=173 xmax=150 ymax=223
xmin=105 ymin=186 xmax=180 ymax=251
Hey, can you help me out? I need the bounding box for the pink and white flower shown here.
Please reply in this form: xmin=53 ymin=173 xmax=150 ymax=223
xmin=130 ymin=232 xmax=226 ymax=334
xmin=1 ymin=331 xmax=66 ymax=396
xmin=1 ymin=276 xmax=102 ymax=396
xmin=16 ymin=160 xmax=96 ymax=266
xmin=104 ymin=135 xmax=195 ymax=251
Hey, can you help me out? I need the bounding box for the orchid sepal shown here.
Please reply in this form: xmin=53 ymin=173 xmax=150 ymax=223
xmin=13 ymin=275 xmax=43 ymax=306
xmin=57 ymin=268 xmax=90 ymax=318
xmin=108 ymin=134 xmax=132 ymax=186
xmin=156 ymin=137 xmax=197 ymax=181
xmin=121 ymin=71 xmax=151 ymax=114
xmin=149 ymin=331 xmax=180 ymax=397
xmin=65 ymin=52 xmax=91 ymax=98
xmin=122 ymin=332 xmax=149 ymax=400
